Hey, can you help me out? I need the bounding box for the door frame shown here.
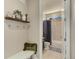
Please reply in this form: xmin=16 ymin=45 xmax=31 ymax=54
xmin=38 ymin=0 xmax=71 ymax=59
xmin=64 ymin=0 xmax=70 ymax=59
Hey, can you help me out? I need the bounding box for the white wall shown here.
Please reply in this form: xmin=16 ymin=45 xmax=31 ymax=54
xmin=27 ymin=0 xmax=39 ymax=43
xmin=4 ymin=0 xmax=27 ymax=14
xmin=26 ymin=0 xmax=40 ymax=59
xmin=4 ymin=0 xmax=28 ymax=58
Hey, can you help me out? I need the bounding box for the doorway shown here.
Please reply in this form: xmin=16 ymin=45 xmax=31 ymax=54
xmin=42 ymin=0 xmax=65 ymax=59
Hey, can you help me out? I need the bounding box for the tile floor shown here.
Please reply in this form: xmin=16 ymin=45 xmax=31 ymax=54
xmin=43 ymin=49 xmax=64 ymax=59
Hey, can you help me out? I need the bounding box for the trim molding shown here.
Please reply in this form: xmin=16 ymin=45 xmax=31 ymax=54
xmin=43 ymin=9 xmax=64 ymax=14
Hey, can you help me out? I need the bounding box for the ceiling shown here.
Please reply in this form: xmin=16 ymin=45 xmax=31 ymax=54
xmin=43 ymin=0 xmax=64 ymax=12
xmin=19 ymin=0 xmax=64 ymax=12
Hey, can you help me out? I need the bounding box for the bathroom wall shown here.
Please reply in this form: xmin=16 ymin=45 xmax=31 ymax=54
xmin=4 ymin=0 xmax=27 ymax=14
xmin=4 ymin=0 xmax=29 ymax=58
xmin=27 ymin=0 xmax=39 ymax=43
xmin=26 ymin=0 xmax=40 ymax=59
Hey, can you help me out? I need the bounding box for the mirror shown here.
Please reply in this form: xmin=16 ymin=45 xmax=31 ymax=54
xmin=42 ymin=0 xmax=65 ymax=59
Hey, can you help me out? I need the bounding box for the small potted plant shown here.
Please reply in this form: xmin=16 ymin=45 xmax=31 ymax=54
xmin=13 ymin=10 xmax=22 ymax=20
xmin=25 ymin=14 xmax=28 ymax=21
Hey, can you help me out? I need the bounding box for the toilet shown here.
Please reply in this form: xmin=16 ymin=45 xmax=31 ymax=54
xmin=44 ymin=42 xmax=50 ymax=50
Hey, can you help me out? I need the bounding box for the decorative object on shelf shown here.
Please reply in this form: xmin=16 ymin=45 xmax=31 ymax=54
xmin=13 ymin=10 xmax=22 ymax=20
xmin=5 ymin=9 xmax=30 ymax=23
xmin=22 ymin=14 xmax=28 ymax=21
xmin=22 ymin=15 xmax=26 ymax=21
xmin=25 ymin=14 xmax=28 ymax=21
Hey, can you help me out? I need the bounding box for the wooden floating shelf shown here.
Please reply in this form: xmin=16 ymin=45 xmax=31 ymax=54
xmin=5 ymin=17 xmax=30 ymax=23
